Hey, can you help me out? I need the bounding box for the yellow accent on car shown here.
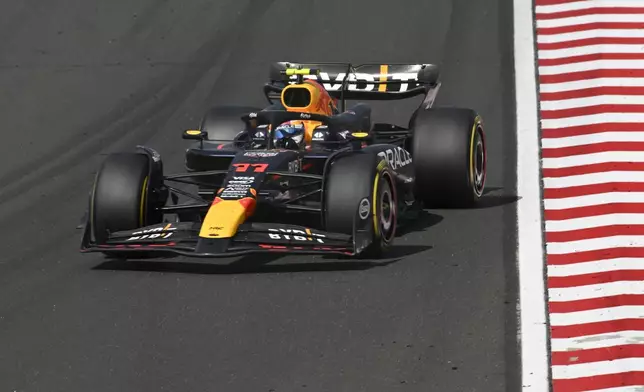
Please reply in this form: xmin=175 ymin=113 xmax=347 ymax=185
xmin=352 ymin=132 xmax=369 ymax=138
xmin=285 ymin=68 xmax=312 ymax=76
xmin=377 ymin=159 xmax=387 ymax=172
xmin=185 ymin=130 xmax=201 ymax=135
xmin=139 ymin=176 xmax=149 ymax=226
xmin=199 ymin=199 xmax=248 ymax=238
xmin=372 ymin=172 xmax=380 ymax=238
xmin=469 ymin=116 xmax=481 ymax=188
xmin=378 ymin=65 xmax=389 ymax=92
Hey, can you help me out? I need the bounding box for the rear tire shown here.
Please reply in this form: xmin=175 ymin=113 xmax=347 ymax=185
xmin=324 ymin=154 xmax=397 ymax=257
xmin=90 ymin=153 xmax=162 ymax=257
xmin=411 ymin=107 xmax=486 ymax=207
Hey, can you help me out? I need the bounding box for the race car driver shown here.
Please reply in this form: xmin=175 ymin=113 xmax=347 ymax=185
xmin=270 ymin=103 xmax=371 ymax=150
xmin=235 ymin=77 xmax=372 ymax=150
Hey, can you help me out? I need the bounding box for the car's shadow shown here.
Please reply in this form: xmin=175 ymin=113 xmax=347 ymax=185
xmin=424 ymin=187 xmax=519 ymax=210
xmin=474 ymin=187 xmax=519 ymax=209
xmin=92 ymin=243 xmax=432 ymax=276
xmin=92 ymin=209 xmax=441 ymax=276
xmin=396 ymin=210 xmax=444 ymax=236
xmin=91 ymin=190 xmax=514 ymax=276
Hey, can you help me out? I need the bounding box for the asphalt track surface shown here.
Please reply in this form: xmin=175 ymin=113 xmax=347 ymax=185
xmin=0 ymin=1 xmax=518 ymax=391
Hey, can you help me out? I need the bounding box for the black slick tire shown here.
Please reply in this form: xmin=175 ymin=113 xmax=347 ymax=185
xmin=411 ymin=107 xmax=486 ymax=207
xmin=324 ymin=154 xmax=397 ymax=257
xmin=90 ymin=153 xmax=158 ymax=257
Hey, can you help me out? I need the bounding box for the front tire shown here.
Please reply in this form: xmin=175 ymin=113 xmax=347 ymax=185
xmin=324 ymin=154 xmax=397 ymax=257
xmin=411 ymin=107 xmax=486 ymax=207
xmin=90 ymin=153 xmax=162 ymax=257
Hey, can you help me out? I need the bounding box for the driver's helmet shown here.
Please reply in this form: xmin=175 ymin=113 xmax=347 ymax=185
xmin=274 ymin=121 xmax=305 ymax=149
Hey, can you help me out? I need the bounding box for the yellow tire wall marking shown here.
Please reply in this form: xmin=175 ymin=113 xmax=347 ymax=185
xmin=139 ymin=176 xmax=149 ymax=226
xmin=468 ymin=116 xmax=482 ymax=189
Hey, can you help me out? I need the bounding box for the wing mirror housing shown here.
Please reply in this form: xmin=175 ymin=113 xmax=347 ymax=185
xmin=182 ymin=129 xmax=207 ymax=140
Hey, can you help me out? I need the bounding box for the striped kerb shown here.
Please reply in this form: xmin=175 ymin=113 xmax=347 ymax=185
xmin=536 ymin=0 xmax=644 ymax=390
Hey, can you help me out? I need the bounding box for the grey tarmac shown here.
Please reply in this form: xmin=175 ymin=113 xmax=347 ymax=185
xmin=0 ymin=0 xmax=519 ymax=391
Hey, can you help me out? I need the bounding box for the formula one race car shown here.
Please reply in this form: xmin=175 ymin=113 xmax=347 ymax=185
xmin=79 ymin=62 xmax=487 ymax=259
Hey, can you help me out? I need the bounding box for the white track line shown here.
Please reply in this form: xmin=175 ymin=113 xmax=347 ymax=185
xmin=541 ymin=78 xmax=644 ymax=93
xmin=540 ymin=46 xmax=644 ymax=60
xmin=550 ymin=281 xmax=644 ymax=302
xmin=515 ymin=0 xmax=549 ymax=389
xmin=543 ymin=152 xmax=644 ymax=169
xmin=541 ymin=61 xmax=644 ymax=75
xmin=553 ymin=357 xmax=644 ymax=379
xmin=551 ymin=306 xmax=644 ymax=326
xmin=537 ymin=1 xmax=644 ymax=14
xmin=542 ymin=114 xmax=644 ymax=130
xmin=546 ymin=214 xmax=644 ymax=232
xmin=539 ymin=30 xmax=644 ymax=44
xmin=541 ymin=96 xmax=644 ymax=111
xmin=544 ymin=172 xmax=644 ymax=188
xmin=544 ymin=193 xmax=644 ymax=210
xmin=551 ymin=331 xmax=644 ymax=352
xmin=549 ymin=258 xmax=644 ymax=277
xmin=542 ymin=132 xmax=644 ymax=148
xmin=593 ymin=387 xmax=644 ymax=392
xmin=547 ymin=236 xmax=644 ymax=255
xmin=538 ymin=15 xmax=644 ymax=30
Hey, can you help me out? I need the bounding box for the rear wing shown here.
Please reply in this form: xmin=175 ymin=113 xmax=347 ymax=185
xmin=265 ymin=62 xmax=440 ymax=109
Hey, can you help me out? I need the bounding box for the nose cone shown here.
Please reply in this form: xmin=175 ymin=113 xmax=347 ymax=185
xmin=198 ymin=197 xmax=256 ymax=239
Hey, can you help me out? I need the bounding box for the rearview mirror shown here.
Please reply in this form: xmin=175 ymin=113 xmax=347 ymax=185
xmin=182 ymin=129 xmax=207 ymax=140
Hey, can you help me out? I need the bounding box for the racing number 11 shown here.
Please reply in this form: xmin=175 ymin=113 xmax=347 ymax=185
xmin=233 ymin=163 xmax=268 ymax=173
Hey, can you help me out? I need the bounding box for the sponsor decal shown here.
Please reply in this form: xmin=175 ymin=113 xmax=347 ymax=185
xmin=228 ymin=176 xmax=254 ymax=184
xmin=359 ymin=198 xmax=370 ymax=220
xmin=251 ymin=125 xmax=268 ymax=141
xmin=127 ymin=224 xmax=176 ymax=241
xmin=312 ymin=126 xmax=329 ymax=142
xmin=268 ymin=228 xmax=326 ymax=243
xmin=244 ymin=151 xmax=279 ymax=157
xmin=219 ymin=176 xmax=254 ymax=198
xmin=208 ymin=226 xmax=223 ymax=237
xmin=378 ymin=147 xmax=412 ymax=170
xmin=126 ymin=232 xmax=174 ymax=241
xmin=290 ymin=71 xmax=419 ymax=92
xmin=288 ymin=159 xmax=302 ymax=173
xmin=220 ymin=176 xmax=254 ymax=199
xmin=300 ymin=113 xmax=312 ymax=119
xmin=220 ymin=189 xmax=250 ymax=198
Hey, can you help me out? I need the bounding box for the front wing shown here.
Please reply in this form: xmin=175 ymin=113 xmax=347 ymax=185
xmin=80 ymin=221 xmax=374 ymax=258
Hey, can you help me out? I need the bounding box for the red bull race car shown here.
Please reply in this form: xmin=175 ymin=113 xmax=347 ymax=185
xmin=79 ymin=62 xmax=487 ymax=259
